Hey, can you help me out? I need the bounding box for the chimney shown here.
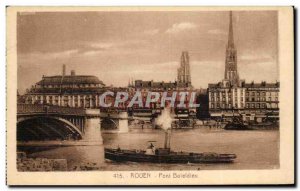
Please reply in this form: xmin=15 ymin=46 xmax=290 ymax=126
xmin=71 ymin=70 xmax=76 ymax=76
xmin=62 ymin=64 xmax=66 ymax=76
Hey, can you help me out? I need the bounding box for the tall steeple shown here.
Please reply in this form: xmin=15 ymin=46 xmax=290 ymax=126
xmin=177 ymin=51 xmax=192 ymax=87
xmin=224 ymin=11 xmax=239 ymax=86
xmin=228 ymin=11 xmax=235 ymax=49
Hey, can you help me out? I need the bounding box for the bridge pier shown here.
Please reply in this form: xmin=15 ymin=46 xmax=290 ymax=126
xmin=118 ymin=112 xmax=129 ymax=133
xmin=82 ymin=109 xmax=102 ymax=145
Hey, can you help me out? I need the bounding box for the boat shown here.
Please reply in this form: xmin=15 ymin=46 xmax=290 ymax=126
xmin=105 ymin=129 xmax=237 ymax=163
xmin=224 ymin=116 xmax=252 ymax=130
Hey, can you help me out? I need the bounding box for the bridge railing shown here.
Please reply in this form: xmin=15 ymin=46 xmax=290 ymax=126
xmin=17 ymin=104 xmax=86 ymax=116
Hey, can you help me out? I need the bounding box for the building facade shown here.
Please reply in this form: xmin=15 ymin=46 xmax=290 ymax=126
xmin=23 ymin=65 xmax=106 ymax=108
xmin=207 ymin=12 xmax=279 ymax=123
xmin=208 ymin=82 xmax=279 ymax=122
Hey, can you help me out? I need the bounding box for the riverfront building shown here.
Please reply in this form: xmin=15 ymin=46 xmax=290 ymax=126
xmin=23 ymin=65 xmax=106 ymax=108
xmin=207 ymin=12 xmax=279 ymax=122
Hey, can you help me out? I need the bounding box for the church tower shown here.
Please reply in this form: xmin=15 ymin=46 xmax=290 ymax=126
xmin=177 ymin=51 xmax=192 ymax=87
xmin=224 ymin=11 xmax=240 ymax=86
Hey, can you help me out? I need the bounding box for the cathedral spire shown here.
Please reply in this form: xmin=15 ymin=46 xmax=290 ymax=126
xmin=224 ymin=11 xmax=239 ymax=86
xmin=227 ymin=11 xmax=235 ymax=49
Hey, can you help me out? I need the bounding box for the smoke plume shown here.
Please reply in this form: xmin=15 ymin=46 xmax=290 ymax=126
xmin=156 ymin=107 xmax=172 ymax=131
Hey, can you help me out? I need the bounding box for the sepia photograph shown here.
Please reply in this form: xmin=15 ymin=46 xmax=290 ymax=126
xmin=6 ymin=6 xmax=294 ymax=185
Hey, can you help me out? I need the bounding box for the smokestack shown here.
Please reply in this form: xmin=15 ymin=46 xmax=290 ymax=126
xmin=62 ymin=64 xmax=66 ymax=76
xmin=71 ymin=70 xmax=75 ymax=76
xmin=167 ymin=129 xmax=171 ymax=149
xmin=164 ymin=129 xmax=171 ymax=149
xmin=164 ymin=131 xmax=168 ymax=149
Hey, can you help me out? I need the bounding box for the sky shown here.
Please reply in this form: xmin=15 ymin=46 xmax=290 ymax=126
xmin=17 ymin=11 xmax=278 ymax=93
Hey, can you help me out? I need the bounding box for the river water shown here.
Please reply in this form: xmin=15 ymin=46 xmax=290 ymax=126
xmin=23 ymin=127 xmax=279 ymax=171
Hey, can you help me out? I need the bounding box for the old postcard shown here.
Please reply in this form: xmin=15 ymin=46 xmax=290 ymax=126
xmin=6 ymin=6 xmax=294 ymax=185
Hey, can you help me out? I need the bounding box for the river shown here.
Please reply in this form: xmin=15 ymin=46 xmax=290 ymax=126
xmin=20 ymin=127 xmax=279 ymax=171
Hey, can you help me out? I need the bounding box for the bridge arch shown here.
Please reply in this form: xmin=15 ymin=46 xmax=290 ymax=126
xmin=17 ymin=116 xmax=83 ymax=141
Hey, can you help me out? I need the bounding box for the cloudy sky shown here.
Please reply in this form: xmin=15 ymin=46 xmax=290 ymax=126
xmin=17 ymin=11 xmax=278 ymax=93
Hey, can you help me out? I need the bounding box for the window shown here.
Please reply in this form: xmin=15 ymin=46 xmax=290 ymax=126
xmin=246 ymin=103 xmax=249 ymax=108
xmin=269 ymin=97 xmax=271 ymax=101
xmin=275 ymin=97 xmax=278 ymax=101
xmin=256 ymin=103 xmax=260 ymax=108
xmin=241 ymin=97 xmax=243 ymax=101
xmin=211 ymin=103 xmax=214 ymax=108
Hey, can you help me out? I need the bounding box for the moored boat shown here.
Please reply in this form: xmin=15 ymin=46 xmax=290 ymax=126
xmin=224 ymin=116 xmax=252 ymax=130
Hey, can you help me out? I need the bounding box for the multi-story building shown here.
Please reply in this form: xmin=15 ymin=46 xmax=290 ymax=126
xmin=208 ymin=81 xmax=279 ymax=122
xmin=243 ymin=82 xmax=279 ymax=122
xmin=208 ymin=12 xmax=279 ymax=123
xmin=23 ymin=65 xmax=106 ymax=108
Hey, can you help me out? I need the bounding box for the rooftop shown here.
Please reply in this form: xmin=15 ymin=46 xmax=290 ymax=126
xmin=134 ymin=80 xmax=190 ymax=89
xmin=37 ymin=75 xmax=105 ymax=86
xmin=208 ymin=81 xmax=280 ymax=89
